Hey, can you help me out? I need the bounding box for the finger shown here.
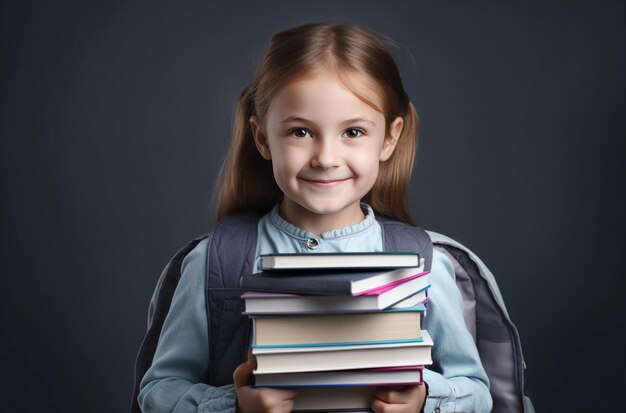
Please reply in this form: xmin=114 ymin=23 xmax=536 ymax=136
xmin=233 ymin=355 xmax=255 ymax=388
xmin=372 ymin=385 xmax=419 ymax=404
xmin=372 ymin=388 xmax=402 ymax=404
xmin=258 ymin=387 xmax=298 ymax=400
xmin=250 ymin=388 xmax=297 ymax=413
xmin=371 ymin=398 xmax=404 ymax=413
xmin=248 ymin=350 xmax=258 ymax=370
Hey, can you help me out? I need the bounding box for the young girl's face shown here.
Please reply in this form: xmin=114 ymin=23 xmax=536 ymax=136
xmin=251 ymin=70 xmax=403 ymax=232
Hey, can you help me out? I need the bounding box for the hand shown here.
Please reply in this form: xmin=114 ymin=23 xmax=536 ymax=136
xmin=371 ymin=384 xmax=426 ymax=413
xmin=233 ymin=350 xmax=297 ymax=413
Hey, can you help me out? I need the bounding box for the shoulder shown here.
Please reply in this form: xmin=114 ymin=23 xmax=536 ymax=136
xmin=180 ymin=237 xmax=210 ymax=277
xmin=207 ymin=211 xmax=260 ymax=247
xmin=426 ymin=230 xmax=479 ymax=260
xmin=423 ymin=239 xmax=467 ymax=326
xmin=375 ymin=215 xmax=429 ymax=241
xmin=177 ymin=212 xmax=259 ymax=262
xmin=427 ymin=230 xmax=486 ymax=283
xmin=426 ymin=230 xmax=491 ymax=284
xmin=431 ymin=247 xmax=456 ymax=281
xmin=369 ymin=215 xmax=434 ymax=276
xmin=213 ymin=211 xmax=260 ymax=232
xmin=375 ymin=215 xmax=432 ymax=255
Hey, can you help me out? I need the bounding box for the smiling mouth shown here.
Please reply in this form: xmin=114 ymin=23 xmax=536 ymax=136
xmin=300 ymin=177 xmax=350 ymax=188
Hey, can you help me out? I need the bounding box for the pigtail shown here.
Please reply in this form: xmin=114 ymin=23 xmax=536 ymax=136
xmin=213 ymin=86 xmax=281 ymax=223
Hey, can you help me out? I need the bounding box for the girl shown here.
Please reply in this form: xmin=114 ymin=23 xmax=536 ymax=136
xmin=137 ymin=21 xmax=492 ymax=412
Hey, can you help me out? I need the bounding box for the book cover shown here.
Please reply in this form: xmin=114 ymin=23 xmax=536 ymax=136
xmin=242 ymin=288 xmax=429 ymax=315
xmin=259 ymin=251 xmax=421 ymax=270
xmin=251 ymin=305 xmax=426 ymax=348
xmin=253 ymin=366 xmax=424 ymax=388
xmin=252 ymin=330 xmax=433 ymax=374
xmin=244 ymin=272 xmax=430 ymax=311
xmin=240 ymin=264 xmax=427 ymax=296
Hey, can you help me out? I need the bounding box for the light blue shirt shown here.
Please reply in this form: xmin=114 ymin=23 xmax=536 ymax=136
xmin=138 ymin=204 xmax=492 ymax=412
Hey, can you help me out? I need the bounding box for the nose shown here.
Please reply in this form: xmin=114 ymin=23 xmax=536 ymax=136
xmin=310 ymin=137 xmax=340 ymax=169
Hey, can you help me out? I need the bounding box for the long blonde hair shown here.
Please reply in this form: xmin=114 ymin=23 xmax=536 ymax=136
xmin=213 ymin=21 xmax=420 ymax=225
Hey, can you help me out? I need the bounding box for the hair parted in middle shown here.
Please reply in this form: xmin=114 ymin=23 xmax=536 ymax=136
xmin=214 ymin=20 xmax=420 ymax=225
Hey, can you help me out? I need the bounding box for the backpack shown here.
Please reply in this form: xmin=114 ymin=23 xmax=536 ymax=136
xmin=427 ymin=231 xmax=535 ymax=413
xmin=131 ymin=212 xmax=534 ymax=413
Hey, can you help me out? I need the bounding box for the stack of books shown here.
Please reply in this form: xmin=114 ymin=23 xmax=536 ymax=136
xmin=239 ymin=252 xmax=433 ymax=411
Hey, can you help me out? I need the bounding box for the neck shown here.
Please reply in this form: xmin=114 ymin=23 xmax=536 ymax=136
xmin=278 ymin=201 xmax=366 ymax=236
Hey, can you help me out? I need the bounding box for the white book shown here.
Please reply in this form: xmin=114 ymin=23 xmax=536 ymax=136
xmin=254 ymin=366 xmax=423 ymax=387
xmin=251 ymin=306 xmax=424 ymax=347
xmin=259 ymin=252 xmax=420 ymax=270
xmin=253 ymin=330 xmax=433 ymax=374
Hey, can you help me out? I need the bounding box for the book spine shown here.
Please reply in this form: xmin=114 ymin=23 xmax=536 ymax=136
xmin=240 ymin=275 xmax=350 ymax=295
xmin=251 ymin=337 xmax=425 ymax=349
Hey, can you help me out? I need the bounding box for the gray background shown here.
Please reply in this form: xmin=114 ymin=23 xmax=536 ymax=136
xmin=1 ymin=1 xmax=624 ymax=412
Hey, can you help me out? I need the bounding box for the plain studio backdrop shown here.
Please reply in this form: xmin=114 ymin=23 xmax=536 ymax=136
xmin=1 ymin=1 xmax=624 ymax=412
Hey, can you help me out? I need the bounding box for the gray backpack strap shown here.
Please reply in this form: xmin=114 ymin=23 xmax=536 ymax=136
xmin=205 ymin=212 xmax=259 ymax=386
xmin=427 ymin=230 xmax=534 ymax=413
xmin=377 ymin=216 xmax=433 ymax=271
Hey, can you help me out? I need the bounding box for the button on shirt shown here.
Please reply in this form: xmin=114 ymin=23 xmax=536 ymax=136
xmin=138 ymin=203 xmax=492 ymax=412
xmin=255 ymin=203 xmax=384 ymax=259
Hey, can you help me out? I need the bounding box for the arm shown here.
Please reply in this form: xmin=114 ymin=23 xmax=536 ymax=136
xmin=138 ymin=238 xmax=237 ymax=413
xmin=422 ymin=250 xmax=493 ymax=413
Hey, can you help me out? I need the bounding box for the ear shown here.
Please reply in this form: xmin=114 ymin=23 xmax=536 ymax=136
xmin=379 ymin=116 xmax=404 ymax=161
xmin=250 ymin=115 xmax=272 ymax=160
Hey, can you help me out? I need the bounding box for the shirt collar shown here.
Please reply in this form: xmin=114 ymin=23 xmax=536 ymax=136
xmin=269 ymin=202 xmax=377 ymax=241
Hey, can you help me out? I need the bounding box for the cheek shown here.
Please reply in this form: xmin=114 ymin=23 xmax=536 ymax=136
xmin=271 ymin=153 xmax=300 ymax=187
xmin=352 ymin=151 xmax=381 ymax=176
xmin=274 ymin=147 xmax=306 ymax=172
xmin=365 ymin=162 xmax=380 ymax=184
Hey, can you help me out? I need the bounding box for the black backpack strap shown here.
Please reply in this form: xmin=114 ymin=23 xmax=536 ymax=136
xmin=377 ymin=215 xmax=433 ymax=271
xmin=206 ymin=212 xmax=260 ymax=288
xmin=205 ymin=212 xmax=259 ymax=386
xmin=130 ymin=234 xmax=209 ymax=413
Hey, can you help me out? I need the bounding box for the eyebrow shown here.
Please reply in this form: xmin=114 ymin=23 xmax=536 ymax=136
xmin=280 ymin=116 xmax=376 ymax=127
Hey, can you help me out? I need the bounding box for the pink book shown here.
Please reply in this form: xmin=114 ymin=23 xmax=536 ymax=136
xmin=358 ymin=271 xmax=429 ymax=296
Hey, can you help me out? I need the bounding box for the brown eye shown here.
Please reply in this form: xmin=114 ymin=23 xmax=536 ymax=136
xmin=345 ymin=128 xmax=364 ymax=139
xmin=292 ymin=128 xmax=310 ymax=138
